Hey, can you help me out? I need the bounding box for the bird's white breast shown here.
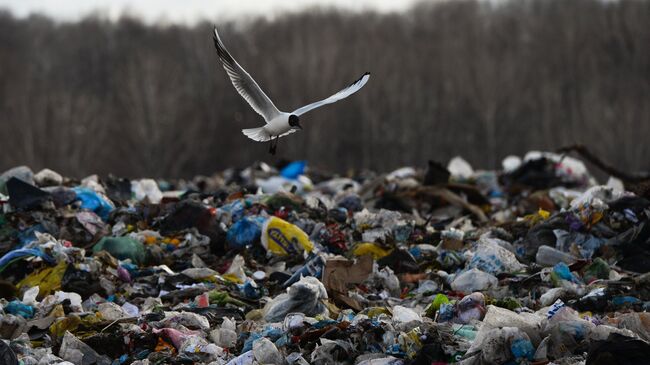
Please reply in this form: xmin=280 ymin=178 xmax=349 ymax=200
xmin=265 ymin=113 xmax=291 ymax=135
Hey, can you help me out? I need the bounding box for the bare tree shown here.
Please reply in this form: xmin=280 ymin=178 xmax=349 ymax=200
xmin=0 ymin=0 xmax=648 ymax=178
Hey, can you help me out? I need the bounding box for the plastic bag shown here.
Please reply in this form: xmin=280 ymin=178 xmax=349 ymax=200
xmin=468 ymin=305 xmax=543 ymax=356
xmin=72 ymin=187 xmax=114 ymax=221
xmin=479 ymin=327 xmax=534 ymax=364
xmin=551 ymin=261 xmax=574 ymax=280
xmin=226 ymin=216 xmax=265 ymax=249
xmin=280 ymin=160 xmax=307 ymax=179
xmin=92 ymin=236 xmax=145 ymax=264
xmin=97 ymin=302 xmax=129 ymax=321
xmin=447 ymin=156 xmax=474 ymax=179
xmin=54 ymin=291 xmax=83 ymax=312
xmin=570 ymin=185 xmax=623 ymax=211
xmin=264 ymin=276 xmax=328 ymax=322
xmin=253 ymin=338 xmax=284 ymax=364
xmin=371 ymin=266 xmax=401 ymax=297
xmin=450 ymin=268 xmax=498 ymax=293
xmin=4 ymin=301 xmax=35 ymax=319
xmin=392 ymin=305 xmax=422 ymax=324
xmin=181 ymin=267 xmax=218 ymax=280
xmin=582 ymin=257 xmax=610 ymax=283
xmin=540 ymin=288 xmax=567 ymax=307
xmin=455 ymin=292 xmax=486 ymax=324
xmin=17 ymin=261 xmax=67 ymax=298
xmin=34 ymin=168 xmax=63 ymax=187
xmin=131 ymin=179 xmax=162 ymax=203
xmin=0 ymin=248 xmax=55 ymax=274
xmin=21 ymin=286 xmax=39 ymax=306
xmin=0 ymin=339 xmax=18 ymax=365
xmin=59 ymin=331 xmax=111 ymax=365
xmin=160 ymin=311 xmax=211 ymax=331
xmin=6 ymin=177 xmax=51 ymax=210
xmin=223 ymin=255 xmax=247 ymax=284
xmin=605 ymin=312 xmax=650 ymax=342
xmin=261 ymin=216 xmax=314 ymax=256
xmin=425 ymin=293 xmax=450 ymax=317
xmin=467 ymin=237 xmax=525 ymax=275
xmin=225 ymin=350 xmax=254 ymax=365
xmin=210 ymin=317 xmax=237 ymax=348
xmin=179 ymin=335 xmax=223 ymax=359
xmin=545 ymin=319 xmax=595 ymax=359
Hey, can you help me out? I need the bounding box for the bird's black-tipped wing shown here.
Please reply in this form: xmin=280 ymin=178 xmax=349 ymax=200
xmin=291 ymin=72 xmax=370 ymax=117
xmin=213 ymin=27 xmax=281 ymax=122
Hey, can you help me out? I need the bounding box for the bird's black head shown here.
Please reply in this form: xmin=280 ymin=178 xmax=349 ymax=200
xmin=288 ymin=114 xmax=302 ymax=130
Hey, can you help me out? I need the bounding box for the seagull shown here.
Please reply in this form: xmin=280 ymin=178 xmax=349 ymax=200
xmin=213 ymin=27 xmax=370 ymax=155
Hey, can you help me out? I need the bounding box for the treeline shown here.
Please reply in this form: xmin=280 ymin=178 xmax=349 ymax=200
xmin=0 ymin=0 xmax=649 ymax=178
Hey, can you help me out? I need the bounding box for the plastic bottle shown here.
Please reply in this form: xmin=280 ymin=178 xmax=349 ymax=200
xmin=535 ymin=245 xmax=577 ymax=267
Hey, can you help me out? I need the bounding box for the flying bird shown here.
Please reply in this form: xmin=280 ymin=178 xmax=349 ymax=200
xmin=213 ymin=27 xmax=370 ymax=155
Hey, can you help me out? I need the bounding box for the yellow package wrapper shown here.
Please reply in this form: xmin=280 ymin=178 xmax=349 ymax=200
xmin=261 ymin=216 xmax=313 ymax=256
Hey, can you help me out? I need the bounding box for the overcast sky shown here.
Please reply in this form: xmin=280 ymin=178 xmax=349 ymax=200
xmin=0 ymin=0 xmax=427 ymax=24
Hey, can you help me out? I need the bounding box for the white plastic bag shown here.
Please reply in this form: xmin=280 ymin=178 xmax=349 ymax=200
xmin=447 ymin=156 xmax=474 ymax=179
xmin=468 ymin=305 xmax=543 ymax=356
xmin=467 ymin=237 xmax=525 ymax=274
xmin=392 ymin=305 xmax=422 ymax=324
xmin=253 ymin=338 xmax=283 ymax=364
xmin=131 ymin=179 xmax=163 ymax=204
xmin=210 ymin=317 xmax=238 ymax=348
xmin=450 ymin=269 xmax=498 ymax=293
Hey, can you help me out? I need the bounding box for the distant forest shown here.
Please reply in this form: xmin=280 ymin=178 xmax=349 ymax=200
xmin=0 ymin=0 xmax=649 ymax=178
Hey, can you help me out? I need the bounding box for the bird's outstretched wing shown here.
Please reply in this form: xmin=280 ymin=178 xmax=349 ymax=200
xmin=213 ymin=27 xmax=281 ymax=122
xmin=291 ymin=72 xmax=370 ymax=116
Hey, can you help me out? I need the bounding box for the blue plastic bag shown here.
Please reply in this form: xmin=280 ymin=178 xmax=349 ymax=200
xmin=220 ymin=200 xmax=246 ymax=223
xmin=73 ymin=187 xmax=114 ymax=221
xmin=17 ymin=224 xmax=47 ymax=246
xmin=226 ymin=216 xmax=265 ymax=249
xmin=5 ymin=300 xmax=35 ymax=319
xmin=612 ymin=296 xmax=642 ymax=307
xmin=552 ymin=262 xmax=579 ymax=283
xmin=0 ymin=248 xmax=55 ymax=273
xmin=510 ymin=338 xmax=535 ymax=361
xmin=280 ymin=161 xmax=307 ymax=179
xmin=241 ymin=327 xmax=284 ymax=352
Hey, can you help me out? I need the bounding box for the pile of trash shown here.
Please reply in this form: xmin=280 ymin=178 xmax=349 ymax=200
xmin=0 ymin=152 xmax=649 ymax=365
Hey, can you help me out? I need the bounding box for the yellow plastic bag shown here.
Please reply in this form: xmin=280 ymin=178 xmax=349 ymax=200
xmin=17 ymin=261 xmax=67 ymax=298
xmin=538 ymin=208 xmax=550 ymax=220
xmin=222 ymin=255 xmax=246 ymax=284
xmin=50 ymin=314 xmax=81 ymax=339
xmin=261 ymin=217 xmax=313 ymax=256
xmin=352 ymin=243 xmax=391 ymax=260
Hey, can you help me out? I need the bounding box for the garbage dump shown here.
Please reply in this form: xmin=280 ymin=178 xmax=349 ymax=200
xmin=0 ymin=152 xmax=649 ymax=364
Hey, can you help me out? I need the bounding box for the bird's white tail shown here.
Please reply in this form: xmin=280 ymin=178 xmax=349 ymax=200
xmin=242 ymin=127 xmax=271 ymax=142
